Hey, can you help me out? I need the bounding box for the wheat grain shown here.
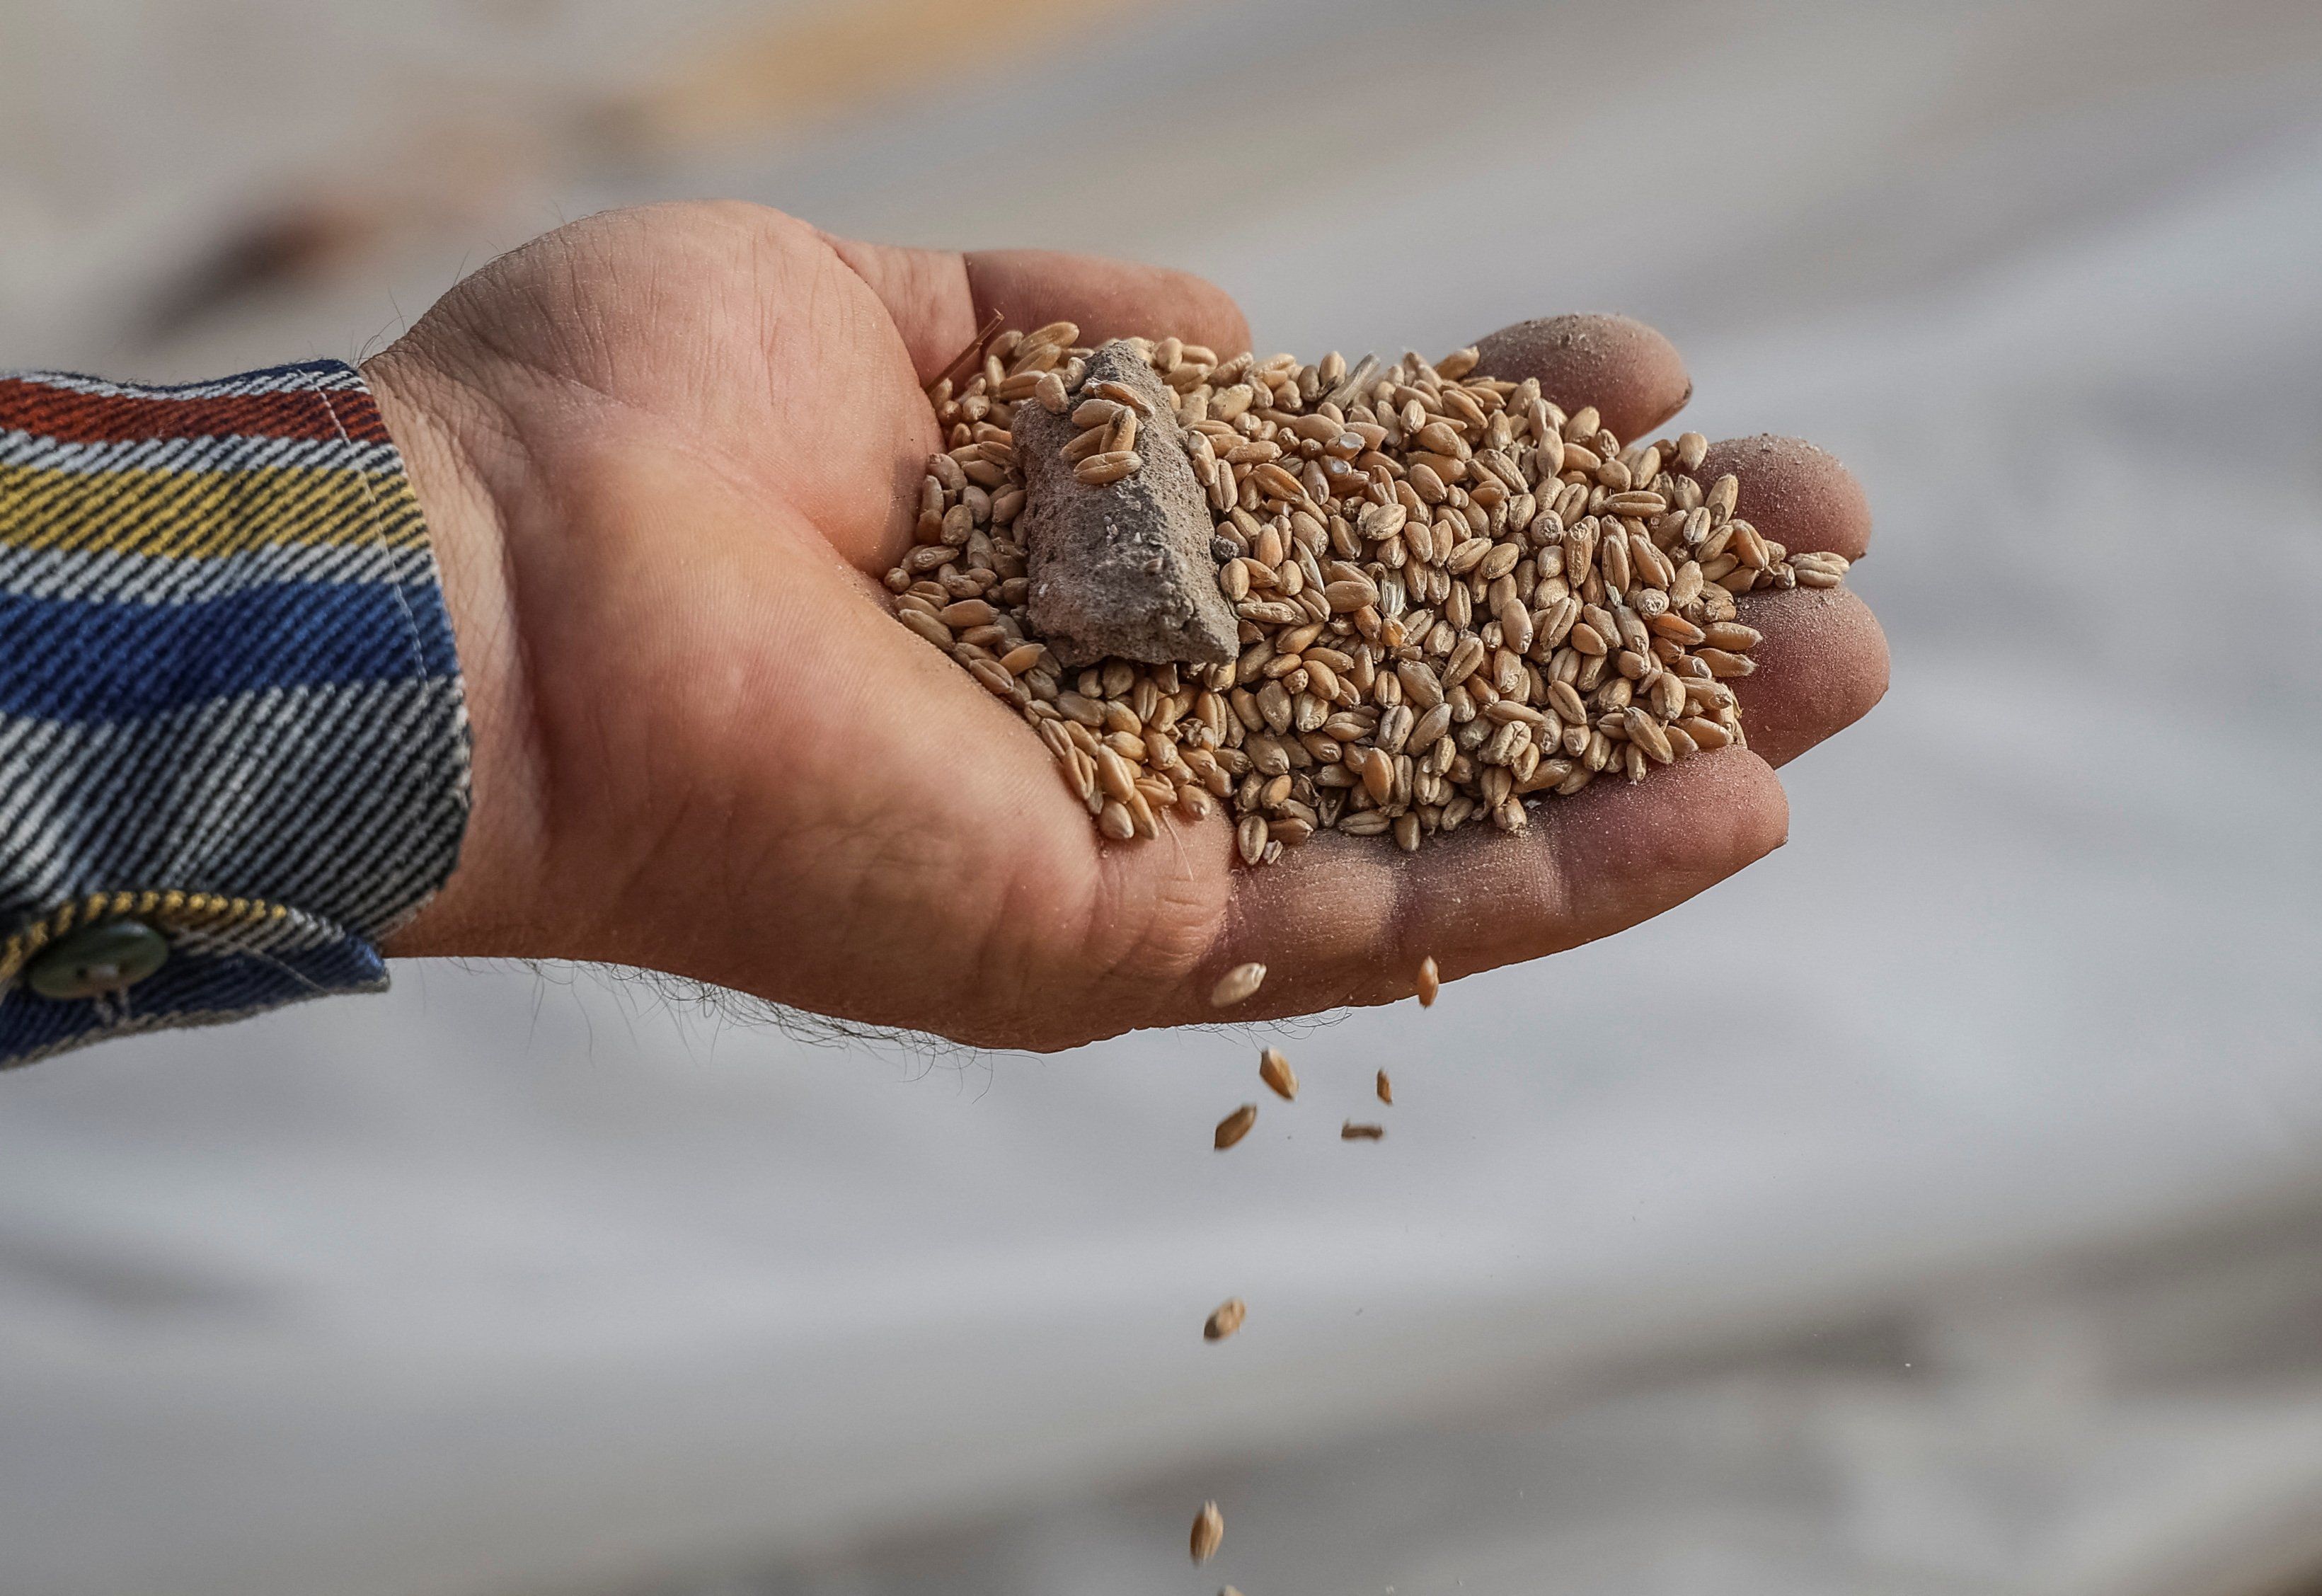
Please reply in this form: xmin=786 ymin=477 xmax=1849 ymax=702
xmin=1209 ymin=961 xmax=1267 ymax=1007
xmin=1204 ymin=1298 xmax=1248 ymax=1341
xmin=1214 ymin=1104 xmax=1258 ymax=1151
xmin=1192 ymin=1502 xmax=1224 ymax=1563
xmin=1075 ymin=449 xmax=1142 ymax=486
xmin=890 ymin=329 xmax=1851 ymax=864
xmin=1258 ymin=1046 xmax=1298 ymax=1101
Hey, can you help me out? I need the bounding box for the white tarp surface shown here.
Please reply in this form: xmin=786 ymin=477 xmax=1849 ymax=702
xmin=1 ymin=2 xmax=2319 ymax=1592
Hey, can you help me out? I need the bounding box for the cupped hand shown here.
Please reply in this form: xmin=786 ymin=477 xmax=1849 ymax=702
xmin=368 ymin=201 xmax=1886 ymax=1049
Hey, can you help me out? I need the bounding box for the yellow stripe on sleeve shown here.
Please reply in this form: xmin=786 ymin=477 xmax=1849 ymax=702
xmin=0 ymin=463 xmax=425 ymax=558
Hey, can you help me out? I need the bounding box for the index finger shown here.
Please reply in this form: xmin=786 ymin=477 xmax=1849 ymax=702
xmin=1468 ymin=314 xmax=1694 ymax=443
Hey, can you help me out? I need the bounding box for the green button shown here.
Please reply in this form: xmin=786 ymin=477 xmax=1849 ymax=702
xmin=25 ymin=919 xmax=170 ymax=1000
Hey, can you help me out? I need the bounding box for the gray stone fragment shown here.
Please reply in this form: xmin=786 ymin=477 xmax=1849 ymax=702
xmin=1014 ymin=340 xmax=1238 ymax=667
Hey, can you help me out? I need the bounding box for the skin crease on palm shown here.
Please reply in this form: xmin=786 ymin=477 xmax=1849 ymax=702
xmin=364 ymin=201 xmax=1888 ymax=1051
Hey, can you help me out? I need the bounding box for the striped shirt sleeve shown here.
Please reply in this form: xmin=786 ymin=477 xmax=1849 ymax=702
xmin=0 ymin=359 xmax=471 ymax=1066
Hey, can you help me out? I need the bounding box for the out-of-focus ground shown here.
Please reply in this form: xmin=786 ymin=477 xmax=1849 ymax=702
xmin=4 ymin=1 xmax=2322 ymax=1593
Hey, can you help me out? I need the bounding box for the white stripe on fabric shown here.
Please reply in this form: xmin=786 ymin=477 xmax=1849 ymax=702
xmin=0 ymin=532 xmax=410 ymax=602
xmin=0 ymin=364 xmax=367 ymax=401
xmin=0 ymin=677 xmax=466 ymax=939
xmin=0 ymin=427 xmax=403 ymax=476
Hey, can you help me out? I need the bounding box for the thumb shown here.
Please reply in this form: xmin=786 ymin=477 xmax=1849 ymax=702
xmin=818 ymin=231 xmax=1253 ymax=382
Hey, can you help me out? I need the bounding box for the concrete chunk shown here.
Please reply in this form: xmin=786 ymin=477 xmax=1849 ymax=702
xmin=1014 ymin=340 xmax=1238 ymax=667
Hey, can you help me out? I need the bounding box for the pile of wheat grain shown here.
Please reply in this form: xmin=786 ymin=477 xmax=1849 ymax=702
xmin=887 ymin=324 xmax=1847 ymax=863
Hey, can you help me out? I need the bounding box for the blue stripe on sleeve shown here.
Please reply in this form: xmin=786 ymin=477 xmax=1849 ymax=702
xmin=0 ymin=580 xmax=458 ymax=721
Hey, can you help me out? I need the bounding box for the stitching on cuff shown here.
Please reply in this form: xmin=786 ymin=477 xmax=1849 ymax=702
xmin=304 ymin=363 xmax=432 ymax=681
xmin=1 ymin=889 xmax=307 ymax=987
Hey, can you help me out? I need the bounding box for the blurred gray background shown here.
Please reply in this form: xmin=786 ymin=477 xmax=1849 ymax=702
xmin=4 ymin=1 xmax=2321 ymax=1592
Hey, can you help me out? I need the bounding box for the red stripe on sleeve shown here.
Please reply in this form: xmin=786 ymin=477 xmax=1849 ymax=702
xmin=0 ymin=379 xmax=393 ymax=449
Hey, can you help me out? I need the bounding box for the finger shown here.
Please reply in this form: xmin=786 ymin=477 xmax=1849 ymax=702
xmin=1145 ymin=748 xmax=1788 ymax=1028
xmin=1678 ymin=435 xmax=1883 ymax=765
xmin=820 ymin=232 xmax=1251 ymax=384
xmin=1730 ymin=587 xmax=1889 ymax=767
xmin=1466 ymin=314 xmax=1692 ymax=442
xmin=1697 ymin=435 xmax=1873 ymax=561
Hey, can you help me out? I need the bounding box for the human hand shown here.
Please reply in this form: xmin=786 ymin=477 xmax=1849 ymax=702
xmin=369 ymin=201 xmax=1885 ymax=1049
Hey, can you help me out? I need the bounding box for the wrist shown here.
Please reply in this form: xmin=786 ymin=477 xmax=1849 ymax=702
xmin=364 ymin=344 xmax=548 ymax=958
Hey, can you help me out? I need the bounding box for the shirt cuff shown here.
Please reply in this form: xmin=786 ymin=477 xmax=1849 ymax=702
xmin=0 ymin=360 xmax=471 ymax=1065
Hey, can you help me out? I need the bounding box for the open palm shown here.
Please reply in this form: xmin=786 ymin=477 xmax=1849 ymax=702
xmin=367 ymin=201 xmax=1886 ymax=1049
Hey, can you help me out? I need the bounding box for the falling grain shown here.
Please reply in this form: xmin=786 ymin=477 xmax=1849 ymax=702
xmin=1204 ymin=1297 xmax=1248 ymax=1341
xmin=1258 ymin=1047 xmax=1299 ymax=1101
xmin=1341 ymin=1121 xmax=1385 ymax=1141
xmin=1191 ymin=1501 xmax=1224 ymax=1564
xmin=1376 ymin=1069 xmax=1393 ymax=1105
xmin=1214 ymin=1104 xmax=1258 ymax=1151
xmin=1415 ymin=956 xmax=1439 ymax=1007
